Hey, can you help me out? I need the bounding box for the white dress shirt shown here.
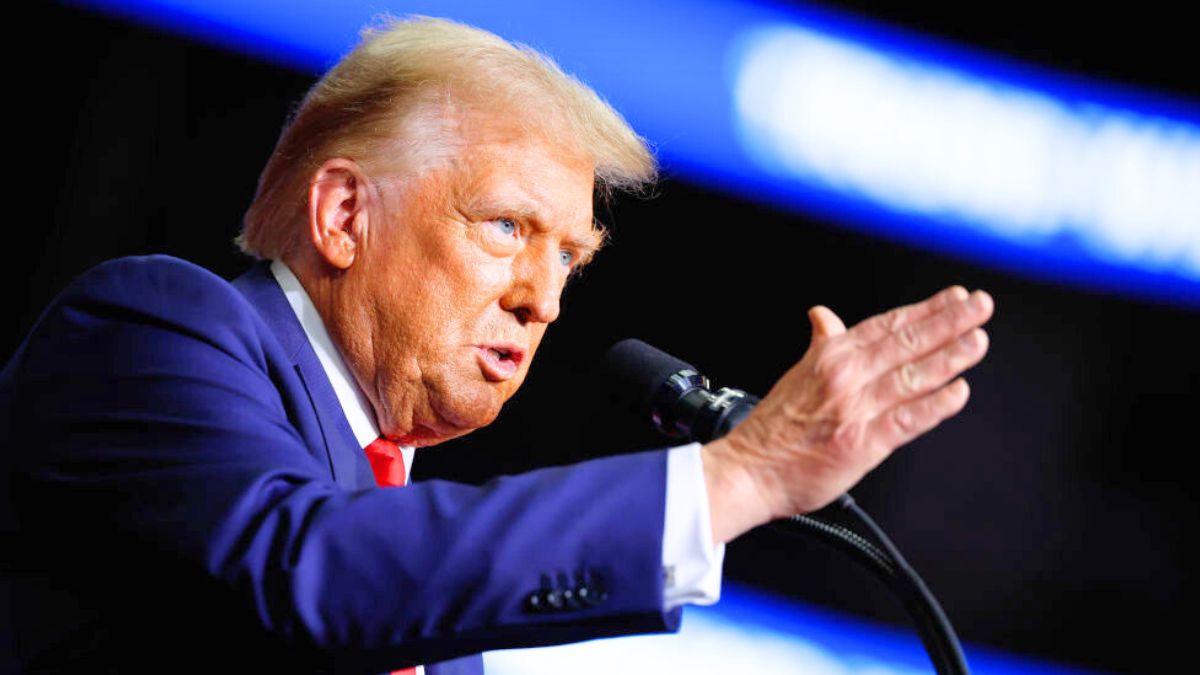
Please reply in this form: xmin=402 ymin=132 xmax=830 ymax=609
xmin=270 ymin=260 xmax=724 ymax=622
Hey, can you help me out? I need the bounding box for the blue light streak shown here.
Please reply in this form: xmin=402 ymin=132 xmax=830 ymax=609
xmin=485 ymin=583 xmax=1099 ymax=675
xmin=65 ymin=0 xmax=1200 ymax=307
xmin=732 ymin=25 xmax=1200 ymax=302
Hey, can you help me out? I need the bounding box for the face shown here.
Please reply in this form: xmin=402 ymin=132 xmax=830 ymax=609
xmin=327 ymin=118 xmax=600 ymax=446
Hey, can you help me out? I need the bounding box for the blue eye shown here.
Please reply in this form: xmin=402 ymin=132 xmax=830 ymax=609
xmin=494 ymin=218 xmax=518 ymax=237
xmin=559 ymin=250 xmax=574 ymax=267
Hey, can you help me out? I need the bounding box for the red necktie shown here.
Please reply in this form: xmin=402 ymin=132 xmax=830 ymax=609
xmin=363 ymin=436 xmax=417 ymax=675
xmin=364 ymin=436 xmax=407 ymax=487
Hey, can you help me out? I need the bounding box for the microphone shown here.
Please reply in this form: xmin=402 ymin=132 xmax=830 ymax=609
xmin=605 ymin=338 xmax=759 ymax=443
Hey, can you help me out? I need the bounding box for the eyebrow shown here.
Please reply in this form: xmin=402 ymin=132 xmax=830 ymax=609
xmin=466 ymin=196 xmax=538 ymax=222
xmin=462 ymin=194 xmax=537 ymax=224
xmin=567 ymin=224 xmax=606 ymax=267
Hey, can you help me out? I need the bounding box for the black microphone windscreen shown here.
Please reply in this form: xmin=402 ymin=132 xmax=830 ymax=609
xmin=604 ymin=339 xmax=697 ymax=411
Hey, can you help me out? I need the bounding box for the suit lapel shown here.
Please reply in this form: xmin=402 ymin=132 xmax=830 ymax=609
xmin=232 ymin=262 xmax=371 ymax=489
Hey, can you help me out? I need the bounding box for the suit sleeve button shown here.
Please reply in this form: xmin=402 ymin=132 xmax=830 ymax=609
xmin=579 ymin=585 xmax=607 ymax=607
xmin=525 ymin=591 xmax=544 ymax=613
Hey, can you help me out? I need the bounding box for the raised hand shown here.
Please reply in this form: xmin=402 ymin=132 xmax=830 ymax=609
xmin=702 ymin=286 xmax=993 ymax=543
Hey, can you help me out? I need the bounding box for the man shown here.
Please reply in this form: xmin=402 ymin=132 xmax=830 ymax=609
xmin=0 ymin=17 xmax=992 ymax=674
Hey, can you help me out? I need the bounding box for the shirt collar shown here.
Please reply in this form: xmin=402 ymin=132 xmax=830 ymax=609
xmin=269 ymin=260 xmax=415 ymax=477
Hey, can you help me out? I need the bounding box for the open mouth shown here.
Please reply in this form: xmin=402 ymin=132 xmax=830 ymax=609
xmin=476 ymin=344 xmax=525 ymax=381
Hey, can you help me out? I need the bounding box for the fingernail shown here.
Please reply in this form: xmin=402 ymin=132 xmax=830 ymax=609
xmin=948 ymin=286 xmax=968 ymax=301
xmin=959 ymin=329 xmax=980 ymax=349
xmin=969 ymin=290 xmax=992 ymax=312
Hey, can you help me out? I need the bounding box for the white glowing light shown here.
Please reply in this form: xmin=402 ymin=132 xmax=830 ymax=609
xmin=734 ymin=27 xmax=1200 ymax=279
xmin=484 ymin=608 xmax=927 ymax=675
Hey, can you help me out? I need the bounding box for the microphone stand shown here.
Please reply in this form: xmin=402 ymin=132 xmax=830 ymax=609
xmin=779 ymin=495 xmax=970 ymax=675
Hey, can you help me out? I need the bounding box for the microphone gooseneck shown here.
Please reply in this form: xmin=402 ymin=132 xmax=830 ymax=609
xmin=605 ymin=338 xmax=971 ymax=675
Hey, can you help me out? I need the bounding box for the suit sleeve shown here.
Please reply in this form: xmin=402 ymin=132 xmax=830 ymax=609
xmin=4 ymin=257 xmax=678 ymax=671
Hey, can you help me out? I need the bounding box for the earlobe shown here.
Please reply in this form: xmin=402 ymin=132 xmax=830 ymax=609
xmin=308 ymin=158 xmax=370 ymax=271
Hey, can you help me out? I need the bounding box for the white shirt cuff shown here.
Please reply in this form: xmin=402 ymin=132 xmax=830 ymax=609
xmin=662 ymin=442 xmax=725 ymax=609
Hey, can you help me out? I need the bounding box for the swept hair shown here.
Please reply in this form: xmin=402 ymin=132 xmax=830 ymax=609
xmin=237 ymin=16 xmax=656 ymax=259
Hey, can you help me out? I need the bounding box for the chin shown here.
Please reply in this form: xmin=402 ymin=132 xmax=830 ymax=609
xmin=395 ymin=425 xmax=467 ymax=448
xmin=392 ymin=385 xmax=505 ymax=447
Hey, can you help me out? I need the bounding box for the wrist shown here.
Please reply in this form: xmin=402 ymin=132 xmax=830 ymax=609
xmin=700 ymin=437 xmax=776 ymax=544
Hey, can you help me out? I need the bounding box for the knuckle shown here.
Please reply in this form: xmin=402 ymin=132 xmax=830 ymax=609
xmin=896 ymin=362 xmax=921 ymax=395
xmin=885 ymin=307 xmax=908 ymax=332
xmin=897 ymin=322 xmax=922 ymax=353
xmin=891 ymin=404 xmax=918 ymax=435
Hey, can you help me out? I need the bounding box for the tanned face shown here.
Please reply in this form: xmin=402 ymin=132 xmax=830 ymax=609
xmin=305 ymin=112 xmax=601 ymax=447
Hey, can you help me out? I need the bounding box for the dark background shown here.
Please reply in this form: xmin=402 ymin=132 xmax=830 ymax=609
xmin=20 ymin=2 xmax=1198 ymax=673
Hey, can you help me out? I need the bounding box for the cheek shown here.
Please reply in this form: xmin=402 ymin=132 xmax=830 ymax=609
xmin=460 ymin=253 xmax=513 ymax=294
xmin=439 ymin=259 xmax=514 ymax=327
xmin=384 ymin=255 xmax=512 ymax=356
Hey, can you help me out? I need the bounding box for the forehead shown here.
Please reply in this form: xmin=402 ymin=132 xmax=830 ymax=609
xmin=451 ymin=129 xmax=597 ymax=229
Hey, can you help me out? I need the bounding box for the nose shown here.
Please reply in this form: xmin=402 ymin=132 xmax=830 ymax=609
xmin=501 ymin=247 xmax=563 ymax=325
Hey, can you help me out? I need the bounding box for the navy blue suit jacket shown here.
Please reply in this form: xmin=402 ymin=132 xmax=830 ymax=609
xmin=0 ymin=256 xmax=679 ymax=673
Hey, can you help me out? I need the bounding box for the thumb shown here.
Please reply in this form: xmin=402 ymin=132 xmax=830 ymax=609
xmin=808 ymin=305 xmax=847 ymax=342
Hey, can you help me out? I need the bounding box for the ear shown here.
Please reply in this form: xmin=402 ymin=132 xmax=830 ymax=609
xmin=307 ymin=158 xmax=372 ymax=270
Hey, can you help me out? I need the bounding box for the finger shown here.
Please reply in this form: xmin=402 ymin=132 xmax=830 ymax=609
xmin=859 ymin=290 xmax=993 ymax=382
xmin=861 ymin=328 xmax=988 ymax=418
xmin=808 ymin=305 xmax=847 ymax=343
xmin=864 ymin=378 xmax=971 ymax=459
xmin=848 ymin=285 xmax=969 ymax=347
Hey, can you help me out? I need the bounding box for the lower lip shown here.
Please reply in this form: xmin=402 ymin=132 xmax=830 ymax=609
xmin=476 ymin=347 xmax=520 ymax=382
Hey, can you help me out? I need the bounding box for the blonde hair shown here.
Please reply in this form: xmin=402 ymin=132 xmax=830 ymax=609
xmin=237 ymin=16 xmax=656 ymax=259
